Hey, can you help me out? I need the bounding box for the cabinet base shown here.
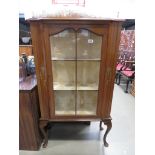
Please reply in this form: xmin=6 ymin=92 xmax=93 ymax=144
xmin=39 ymin=118 xmax=112 ymax=148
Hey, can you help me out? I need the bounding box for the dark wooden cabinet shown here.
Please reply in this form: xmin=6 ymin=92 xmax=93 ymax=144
xmin=19 ymin=75 xmax=42 ymax=150
xmin=29 ymin=17 xmax=122 ymax=148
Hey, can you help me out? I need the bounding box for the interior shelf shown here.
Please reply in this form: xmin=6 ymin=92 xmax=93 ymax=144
xmin=76 ymin=111 xmax=96 ymax=115
xmin=52 ymin=58 xmax=75 ymax=61
xmin=55 ymin=111 xmax=75 ymax=115
xmin=76 ymin=58 xmax=101 ymax=61
xmin=53 ymin=84 xmax=76 ymax=90
xmin=77 ymin=85 xmax=98 ymax=90
xmin=51 ymin=58 xmax=101 ymax=61
xmin=53 ymin=84 xmax=98 ymax=90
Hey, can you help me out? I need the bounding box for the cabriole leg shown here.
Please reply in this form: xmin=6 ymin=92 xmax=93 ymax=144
xmin=103 ymin=119 xmax=112 ymax=147
xmin=39 ymin=120 xmax=48 ymax=148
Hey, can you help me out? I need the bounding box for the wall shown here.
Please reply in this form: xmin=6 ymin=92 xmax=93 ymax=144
xmin=19 ymin=0 xmax=135 ymax=19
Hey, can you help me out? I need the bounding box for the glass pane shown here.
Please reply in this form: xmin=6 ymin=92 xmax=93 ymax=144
xmin=52 ymin=61 xmax=76 ymax=90
xmin=50 ymin=29 xmax=76 ymax=60
xmin=77 ymin=61 xmax=100 ymax=90
xmin=50 ymin=29 xmax=76 ymax=115
xmin=77 ymin=29 xmax=102 ymax=60
xmin=50 ymin=28 xmax=102 ymax=116
xmin=55 ymin=90 xmax=75 ymax=115
xmin=77 ymin=91 xmax=98 ymax=115
xmin=76 ymin=29 xmax=102 ymax=115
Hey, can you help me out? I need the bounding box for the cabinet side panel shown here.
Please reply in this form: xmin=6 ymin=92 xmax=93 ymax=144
xmin=100 ymin=22 xmax=122 ymax=118
xmin=97 ymin=30 xmax=108 ymax=117
xmin=30 ymin=88 xmax=43 ymax=148
xmin=30 ymin=22 xmax=50 ymax=119
xmin=42 ymin=25 xmax=56 ymax=117
xmin=19 ymin=92 xmax=38 ymax=150
xmin=107 ymin=22 xmax=122 ymax=115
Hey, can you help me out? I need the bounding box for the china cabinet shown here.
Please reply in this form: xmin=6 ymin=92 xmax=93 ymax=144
xmin=29 ymin=17 xmax=122 ymax=148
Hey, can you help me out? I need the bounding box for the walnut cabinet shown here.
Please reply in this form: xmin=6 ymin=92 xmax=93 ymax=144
xmin=29 ymin=17 xmax=122 ymax=148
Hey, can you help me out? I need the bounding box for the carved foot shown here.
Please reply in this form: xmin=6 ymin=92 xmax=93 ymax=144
xmin=42 ymin=141 xmax=48 ymax=148
xmin=99 ymin=121 xmax=104 ymax=130
xmin=103 ymin=119 xmax=112 ymax=147
xmin=39 ymin=120 xmax=48 ymax=148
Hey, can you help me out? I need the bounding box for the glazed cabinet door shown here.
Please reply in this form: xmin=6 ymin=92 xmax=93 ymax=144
xmin=50 ymin=29 xmax=76 ymax=115
xmin=42 ymin=24 xmax=108 ymax=119
xmin=76 ymin=29 xmax=102 ymax=115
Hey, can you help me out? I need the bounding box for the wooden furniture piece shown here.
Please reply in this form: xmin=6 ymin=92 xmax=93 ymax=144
xmin=19 ymin=45 xmax=33 ymax=56
xmin=29 ymin=17 xmax=122 ymax=148
xmin=19 ymin=75 xmax=42 ymax=150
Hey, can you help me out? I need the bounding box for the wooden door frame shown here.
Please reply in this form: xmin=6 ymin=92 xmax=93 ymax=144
xmin=42 ymin=23 xmax=109 ymax=119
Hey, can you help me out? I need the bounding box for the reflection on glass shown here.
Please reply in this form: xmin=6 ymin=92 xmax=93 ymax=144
xmin=50 ymin=29 xmax=76 ymax=60
xmin=77 ymin=61 xmax=100 ymax=90
xmin=77 ymin=29 xmax=102 ymax=60
xmin=55 ymin=90 xmax=75 ymax=115
xmin=77 ymin=91 xmax=98 ymax=115
xmin=52 ymin=61 xmax=76 ymax=90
